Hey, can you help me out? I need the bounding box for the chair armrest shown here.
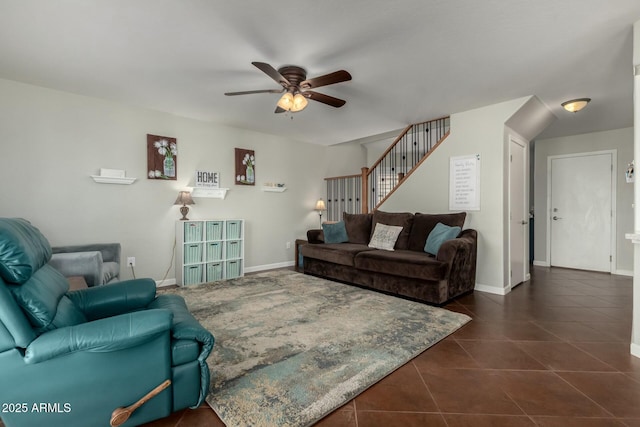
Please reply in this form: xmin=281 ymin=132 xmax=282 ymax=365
xmin=49 ymin=251 xmax=103 ymax=287
xmin=67 ymin=278 xmax=157 ymax=321
xmin=148 ymin=294 xmax=214 ymax=407
xmin=307 ymin=229 xmax=324 ymax=244
xmin=24 ymin=308 xmax=173 ymax=364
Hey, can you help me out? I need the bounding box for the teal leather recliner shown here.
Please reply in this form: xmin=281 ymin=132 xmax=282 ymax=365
xmin=0 ymin=218 xmax=214 ymax=427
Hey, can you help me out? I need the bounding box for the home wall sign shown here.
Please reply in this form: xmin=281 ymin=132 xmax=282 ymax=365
xmin=449 ymin=154 xmax=481 ymax=211
xmin=195 ymin=170 xmax=220 ymax=189
xmin=147 ymin=134 xmax=177 ymax=180
xmin=191 ymin=170 xmax=229 ymax=199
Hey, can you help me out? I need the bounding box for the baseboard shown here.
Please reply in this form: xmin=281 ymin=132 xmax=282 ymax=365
xmin=245 ymin=261 xmax=296 ymax=273
xmin=525 ymin=273 xmax=531 ymax=281
xmin=474 ymin=283 xmax=509 ymax=295
xmin=533 ymin=260 xmax=550 ymax=267
xmin=157 ymin=262 xmax=296 ymax=286
xmin=631 ymin=342 xmax=640 ymax=359
xmin=614 ymin=269 xmax=633 ymax=277
xmin=156 ymin=278 xmax=177 ymax=287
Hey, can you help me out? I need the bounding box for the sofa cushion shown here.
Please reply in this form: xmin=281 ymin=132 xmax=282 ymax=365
xmin=368 ymin=223 xmax=403 ymax=251
xmin=301 ymin=243 xmax=373 ymax=267
xmin=354 ymin=250 xmax=448 ymax=281
xmin=371 ymin=211 xmax=414 ymax=250
xmin=343 ymin=212 xmax=373 ymax=244
xmin=408 ymin=212 xmax=467 ymax=252
xmin=322 ymin=221 xmax=349 ymax=244
xmin=425 ymin=223 xmax=462 ymax=256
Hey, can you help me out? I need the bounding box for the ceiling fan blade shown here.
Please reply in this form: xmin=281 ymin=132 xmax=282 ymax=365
xmin=274 ymin=106 xmax=287 ymax=114
xmin=304 ymin=91 xmax=347 ymax=108
xmin=300 ymin=70 xmax=352 ymax=90
xmin=225 ymin=89 xmax=284 ymax=96
xmin=252 ymin=62 xmax=291 ymax=88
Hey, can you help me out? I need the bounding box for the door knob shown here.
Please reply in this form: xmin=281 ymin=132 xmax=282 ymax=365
xmin=553 ymin=216 xmax=562 ymax=220
xmin=521 ymin=220 xmax=528 ymax=225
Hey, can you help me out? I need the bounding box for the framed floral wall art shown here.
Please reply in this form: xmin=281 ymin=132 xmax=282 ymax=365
xmin=235 ymin=148 xmax=255 ymax=186
xmin=147 ymin=134 xmax=177 ymax=180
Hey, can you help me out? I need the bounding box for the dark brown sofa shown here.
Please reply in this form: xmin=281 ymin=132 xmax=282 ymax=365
xmin=301 ymin=211 xmax=477 ymax=305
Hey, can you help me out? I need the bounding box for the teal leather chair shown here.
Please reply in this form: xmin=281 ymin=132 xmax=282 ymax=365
xmin=0 ymin=218 xmax=214 ymax=427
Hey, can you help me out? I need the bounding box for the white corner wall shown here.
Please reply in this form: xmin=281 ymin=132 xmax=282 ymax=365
xmin=0 ymin=78 xmax=362 ymax=282
xmin=630 ymin=19 xmax=640 ymax=358
xmin=534 ymin=128 xmax=635 ymax=275
xmin=380 ymin=97 xmax=531 ymax=294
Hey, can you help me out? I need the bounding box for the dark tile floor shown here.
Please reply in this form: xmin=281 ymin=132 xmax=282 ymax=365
xmin=0 ymin=267 xmax=633 ymax=427
xmin=1 ymin=268 xmax=633 ymax=427
xmin=0 ymin=267 xmax=634 ymax=427
xmin=129 ymin=267 xmax=640 ymax=425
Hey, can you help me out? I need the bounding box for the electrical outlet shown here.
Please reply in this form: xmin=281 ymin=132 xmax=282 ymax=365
xmin=127 ymin=257 xmax=136 ymax=267
xmin=286 ymin=241 xmax=291 ymax=249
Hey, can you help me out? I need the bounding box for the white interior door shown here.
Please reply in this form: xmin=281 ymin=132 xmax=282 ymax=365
xmin=510 ymin=137 xmax=527 ymax=287
xmin=549 ymin=152 xmax=613 ymax=272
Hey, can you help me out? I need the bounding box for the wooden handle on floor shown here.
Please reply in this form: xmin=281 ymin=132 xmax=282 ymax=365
xmin=110 ymin=379 xmax=171 ymax=427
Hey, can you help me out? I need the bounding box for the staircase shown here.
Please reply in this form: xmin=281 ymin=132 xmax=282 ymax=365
xmin=325 ymin=116 xmax=450 ymax=221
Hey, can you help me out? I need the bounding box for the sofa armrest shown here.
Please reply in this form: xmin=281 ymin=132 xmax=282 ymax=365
xmin=67 ymin=278 xmax=157 ymax=321
xmin=52 ymin=243 xmax=121 ymax=263
xmin=437 ymin=229 xmax=478 ymax=298
xmin=307 ymin=229 xmax=324 ymax=244
xmin=49 ymin=251 xmax=103 ymax=287
xmin=24 ymin=309 xmax=172 ymax=364
xmin=436 ymin=231 xmax=475 ymax=263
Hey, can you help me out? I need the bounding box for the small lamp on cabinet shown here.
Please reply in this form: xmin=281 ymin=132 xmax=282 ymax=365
xmin=174 ymin=191 xmax=195 ymax=221
xmin=315 ymin=198 xmax=326 ymax=227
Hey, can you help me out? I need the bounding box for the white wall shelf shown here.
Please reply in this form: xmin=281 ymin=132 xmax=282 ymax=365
xmin=91 ymin=168 xmax=136 ymax=185
xmin=191 ymin=188 xmax=229 ymax=199
xmin=90 ymin=176 xmax=137 ymax=185
xmin=262 ymin=186 xmax=287 ymax=192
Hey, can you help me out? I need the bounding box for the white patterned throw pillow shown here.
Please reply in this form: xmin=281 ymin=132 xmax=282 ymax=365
xmin=368 ymin=223 xmax=403 ymax=251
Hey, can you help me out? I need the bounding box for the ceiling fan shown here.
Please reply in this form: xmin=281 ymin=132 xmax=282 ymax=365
xmin=225 ymin=62 xmax=352 ymax=113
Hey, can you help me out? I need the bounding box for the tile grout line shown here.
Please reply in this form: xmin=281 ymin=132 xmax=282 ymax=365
xmin=410 ymin=360 xmax=450 ymax=426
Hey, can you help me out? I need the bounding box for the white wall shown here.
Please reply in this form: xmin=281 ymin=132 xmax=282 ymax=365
xmin=380 ymin=97 xmax=531 ymax=294
xmin=630 ymin=19 xmax=640 ymax=358
xmin=0 ymin=78 xmax=362 ymax=282
xmin=533 ymin=128 xmax=634 ymax=274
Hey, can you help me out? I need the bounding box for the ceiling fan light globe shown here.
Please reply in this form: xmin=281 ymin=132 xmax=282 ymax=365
xmin=277 ymin=92 xmax=294 ymax=111
xmin=291 ymin=93 xmax=308 ymax=112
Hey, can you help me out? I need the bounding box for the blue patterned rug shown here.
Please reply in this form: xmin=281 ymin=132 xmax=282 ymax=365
xmin=164 ymin=270 xmax=470 ymax=427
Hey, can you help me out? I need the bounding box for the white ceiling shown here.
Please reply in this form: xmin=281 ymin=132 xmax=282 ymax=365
xmin=0 ymin=0 xmax=639 ymax=145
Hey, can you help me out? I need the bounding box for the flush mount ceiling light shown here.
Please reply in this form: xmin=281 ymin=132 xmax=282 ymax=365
xmin=561 ymin=98 xmax=591 ymax=113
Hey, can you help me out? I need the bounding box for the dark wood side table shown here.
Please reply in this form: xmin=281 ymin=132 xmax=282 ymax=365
xmin=294 ymin=239 xmax=308 ymax=272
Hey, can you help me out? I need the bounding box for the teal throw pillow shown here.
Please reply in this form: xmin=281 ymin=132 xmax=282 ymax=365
xmin=424 ymin=222 xmax=461 ymax=256
xmin=322 ymin=221 xmax=349 ymax=244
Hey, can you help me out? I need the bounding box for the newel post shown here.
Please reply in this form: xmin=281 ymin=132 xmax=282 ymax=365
xmin=361 ymin=167 xmax=369 ymax=214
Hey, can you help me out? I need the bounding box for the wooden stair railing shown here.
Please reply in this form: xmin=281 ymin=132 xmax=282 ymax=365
xmin=324 ymin=116 xmax=450 ymax=221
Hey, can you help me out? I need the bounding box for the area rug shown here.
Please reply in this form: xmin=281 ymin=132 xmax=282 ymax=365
xmin=162 ymin=270 xmax=471 ymax=427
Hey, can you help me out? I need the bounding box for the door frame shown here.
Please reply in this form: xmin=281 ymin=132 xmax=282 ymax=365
xmin=508 ymin=134 xmax=529 ymax=289
xmin=545 ymin=150 xmax=617 ymax=272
